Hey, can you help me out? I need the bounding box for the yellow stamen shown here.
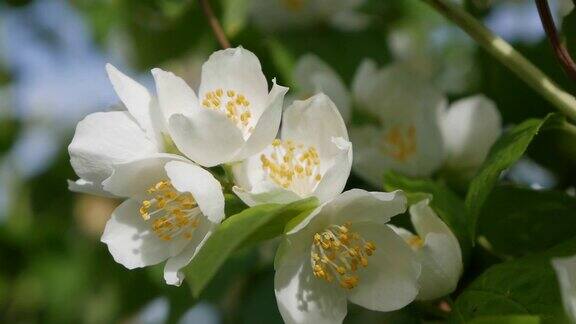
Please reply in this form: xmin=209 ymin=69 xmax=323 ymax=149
xmin=310 ymin=223 xmax=376 ymax=290
xmin=139 ymin=180 xmax=202 ymax=241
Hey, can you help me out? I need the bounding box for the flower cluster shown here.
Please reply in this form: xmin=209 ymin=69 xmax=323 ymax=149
xmin=69 ymin=47 xmax=464 ymax=323
xmin=293 ymin=54 xmax=503 ymax=186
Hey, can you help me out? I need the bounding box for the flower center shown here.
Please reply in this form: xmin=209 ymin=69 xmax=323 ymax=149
xmin=380 ymin=124 xmax=417 ymax=162
xmin=139 ymin=180 xmax=201 ymax=241
xmin=310 ymin=222 xmax=376 ymax=290
xmin=202 ymin=88 xmax=254 ymax=137
xmin=260 ymin=139 xmax=322 ymax=197
xmin=282 ymin=0 xmax=305 ymax=12
xmin=406 ymin=234 xmax=424 ymax=250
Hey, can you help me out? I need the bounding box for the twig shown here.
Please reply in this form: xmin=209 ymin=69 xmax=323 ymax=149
xmin=421 ymin=0 xmax=576 ymax=121
xmin=198 ymin=0 xmax=231 ymax=49
xmin=535 ymin=0 xmax=576 ymax=83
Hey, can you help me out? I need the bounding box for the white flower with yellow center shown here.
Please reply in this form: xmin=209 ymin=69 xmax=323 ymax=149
xmin=100 ymin=153 xmax=224 ymax=286
xmin=231 ymin=93 xmax=352 ymax=206
xmin=389 ymin=199 xmax=463 ymax=300
xmin=350 ymin=60 xmax=502 ymax=186
xmin=152 ymin=47 xmax=288 ymax=167
xmin=292 ymin=55 xmax=502 ymax=186
xmin=274 ymin=189 xmax=420 ymax=324
xmin=68 ymin=64 xmax=166 ymax=196
xmin=350 ymin=62 xmax=446 ymax=186
xmin=552 ymin=255 xmax=576 ymax=323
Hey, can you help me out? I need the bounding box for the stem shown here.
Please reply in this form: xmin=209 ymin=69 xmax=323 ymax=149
xmin=198 ymin=0 xmax=231 ymax=49
xmin=535 ymin=0 xmax=576 ymax=82
xmin=421 ymin=0 xmax=576 ymax=121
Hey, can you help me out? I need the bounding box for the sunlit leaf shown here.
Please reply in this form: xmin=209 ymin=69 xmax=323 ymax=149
xmin=450 ymin=237 xmax=576 ymax=323
xmin=468 ymin=315 xmax=541 ymax=324
xmin=465 ymin=114 xmax=561 ymax=239
xmin=184 ymin=198 xmax=318 ymax=297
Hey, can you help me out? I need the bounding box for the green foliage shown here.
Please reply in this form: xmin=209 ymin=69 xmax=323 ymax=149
xmin=222 ymin=0 xmax=251 ymax=38
xmin=465 ymin=114 xmax=562 ymax=239
xmin=451 ymin=238 xmax=576 ymax=323
xmin=383 ymin=171 xmax=472 ymax=262
xmin=184 ymin=198 xmax=318 ymax=297
xmin=468 ymin=315 xmax=541 ymax=324
xmin=479 ymin=186 xmax=576 ymax=257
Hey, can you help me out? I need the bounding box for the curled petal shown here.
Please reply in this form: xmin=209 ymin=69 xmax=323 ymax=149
xmin=68 ymin=111 xmax=158 ymax=184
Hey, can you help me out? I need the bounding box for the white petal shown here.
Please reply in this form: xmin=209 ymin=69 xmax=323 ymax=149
xmin=198 ymin=47 xmax=268 ymax=117
xmin=294 ymin=54 xmax=351 ymax=122
xmin=233 ymin=80 xmax=288 ymax=161
xmin=347 ymin=223 xmax=420 ymax=311
xmin=67 ymin=178 xmax=116 ymax=198
xmin=101 ymin=199 xmax=175 ymax=269
xmin=442 ymin=95 xmax=502 ymax=174
xmin=275 ymin=238 xmax=348 ymax=324
xmin=281 ymin=93 xmax=349 ymax=163
xmin=349 ymin=125 xmax=389 ymax=188
xmin=106 ymin=64 xmax=162 ymax=146
xmin=312 ymin=137 xmax=352 ymax=203
xmin=164 ymin=221 xmax=216 ymax=286
xmin=152 ymin=68 xmax=199 ymax=130
xmin=410 ymin=200 xmax=463 ymax=300
xmin=350 ymin=64 xmax=447 ymax=178
xmin=68 ymin=111 xmax=159 ymax=183
xmin=232 ymin=182 xmax=302 ymax=207
xmin=165 ymin=161 xmax=225 ymax=224
xmin=552 ymin=255 xmax=576 ymax=323
xmin=168 ymin=112 xmax=244 ymax=167
xmin=102 ymin=153 xmax=188 ymax=198
xmin=351 ymin=58 xmax=378 ymax=108
xmin=288 ymin=189 xmax=407 ymax=235
xmin=415 ymin=233 xmax=461 ymax=300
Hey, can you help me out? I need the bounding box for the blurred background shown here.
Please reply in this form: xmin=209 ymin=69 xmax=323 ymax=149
xmin=1 ymin=0 xmax=576 ymax=322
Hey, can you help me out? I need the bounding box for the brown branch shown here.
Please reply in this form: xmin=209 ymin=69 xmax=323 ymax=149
xmin=536 ymin=0 xmax=576 ymax=82
xmin=198 ymin=0 xmax=231 ymax=49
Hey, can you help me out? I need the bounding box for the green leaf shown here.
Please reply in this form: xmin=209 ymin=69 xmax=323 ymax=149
xmin=184 ymin=198 xmax=318 ymax=297
xmin=468 ymin=315 xmax=541 ymax=324
xmin=450 ymin=237 xmax=576 ymax=323
xmin=478 ymin=186 xmax=576 ymax=257
xmin=383 ymin=171 xmax=471 ymax=263
xmin=222 ymin=0 xmax=250 ymax=38
xmin=465 ymin=114 xmax=561 ymax=239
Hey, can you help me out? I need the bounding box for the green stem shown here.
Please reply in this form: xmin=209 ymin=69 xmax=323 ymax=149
xmin=421 ymin=0 xmax=576 ymax=121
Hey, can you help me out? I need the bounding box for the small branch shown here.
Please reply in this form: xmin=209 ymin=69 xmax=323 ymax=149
xmin=535 ymin=0 xmax=576 ymax=82
xmin=421 ymin=0 xmax=576 ymax=121
xmin=198 ymin=0 xmax=231 ymax=49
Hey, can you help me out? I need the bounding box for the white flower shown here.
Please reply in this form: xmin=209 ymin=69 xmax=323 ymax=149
xmin=249 ymin=0 xmax=369 ymax=32
xmin=231 ymin=93 xmax=352 ymax=206
xmin=274 ymin=189 xmax=420 ymax=324
xmin=390 ymin=199 xmax=463 ymax=300
xmin=441 ymin=95 xmax=502 ymax=177
xmin=100 ymin=153 xmax=225 ymax=286
xmin=154 ymin=47 xmax=288 ymax=167
xmin=68 ymin=64 xmax=165 ymax=197
xmin=552 ymin=255 xmax=576 ymax=323
xmin=350 ymin=60 xmax=502 ymax=186
xmin=350 ymin=62 xmax=446 ymax=186
xmin=293 ymin=54 xmax=352 ymax=123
